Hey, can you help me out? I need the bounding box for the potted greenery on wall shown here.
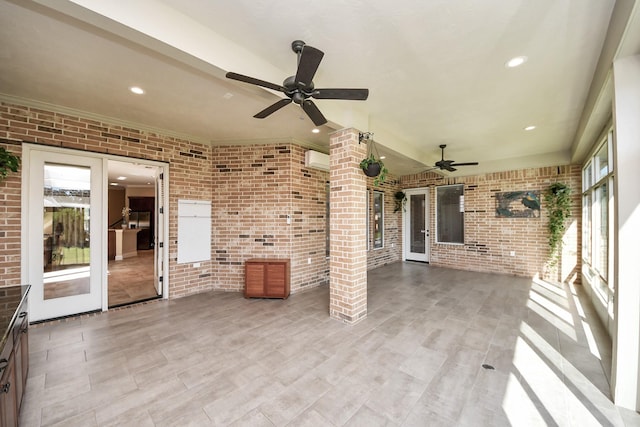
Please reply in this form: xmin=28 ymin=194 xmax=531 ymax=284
xmin=359 ymin=134 xmax=388 ymax=186
xmin=394 ymin=191 xmax=407 ymax=212
xmin=0 ymin=147 xmax=20 ymax=182
xmin=544 ymin=182 xmax=571 ymax=264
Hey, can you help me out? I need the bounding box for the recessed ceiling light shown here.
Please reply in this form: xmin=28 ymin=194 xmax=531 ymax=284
xmin=524 ymin=125 xmax=536 ymax=131
xmin=223 ymin=92 xmax=234 ymax=100
xmin=129 ymin=86 xmax=145 ymax=95
xmin=505 ymin=56 xmax=528 ymax=68
xmin=379 ymin=156 xmax=386 ymax=160
xmin=311 ymin=128 xmax=320 ymax=134
xmin=116 ymin=176 xmax=127 ymax=181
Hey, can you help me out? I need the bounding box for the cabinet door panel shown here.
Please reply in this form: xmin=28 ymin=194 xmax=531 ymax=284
xmin=265 ymin=264 xmax=285 ymax=296
xmin=0 ymin=355 xmax=18 ymax=427
xmin=245 ymin=264 xmax=265 ymax=297
xmin=14 ymin=316 xmax=28 ymax=412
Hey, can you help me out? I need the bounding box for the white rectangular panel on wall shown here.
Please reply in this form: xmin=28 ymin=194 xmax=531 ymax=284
xmin=177 ymin=199 xmax=211 ymax=264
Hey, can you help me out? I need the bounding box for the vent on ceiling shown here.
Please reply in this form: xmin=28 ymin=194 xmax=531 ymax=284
xmin=304 ymin=150 xmax=329 ymax=171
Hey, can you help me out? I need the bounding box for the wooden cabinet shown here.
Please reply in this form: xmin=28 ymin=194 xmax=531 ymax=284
xmin=0 ymin=344 xmax=17 ymax=427
xmin=245 ymin=259 xmax=290 ymax=299
xmin=12 ymin=312 xmax=28 ymax=413
xmin=0 ymin=286 xmax=29 ymax=427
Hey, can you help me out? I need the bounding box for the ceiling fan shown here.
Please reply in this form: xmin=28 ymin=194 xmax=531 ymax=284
xmin=225 ymin=40 xmax=369 ymax=126
xmin=427 ymin=144 xmax=479 ymax=172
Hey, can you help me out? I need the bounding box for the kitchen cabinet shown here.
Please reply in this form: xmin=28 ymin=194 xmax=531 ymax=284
xmin=245 ymin=259 xmax=290 ymax=299
xmin=0 ymin=286 xmax=29 ymax=427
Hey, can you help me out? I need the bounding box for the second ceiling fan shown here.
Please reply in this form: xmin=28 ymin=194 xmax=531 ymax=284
xmin=225 ymin=40 xmax=369 ymax=126
xmin=427 ymin=144 xmax=479 ymax=172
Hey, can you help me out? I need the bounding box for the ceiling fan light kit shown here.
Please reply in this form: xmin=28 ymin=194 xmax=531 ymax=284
xmin=226 ymin=40 xmax=369 ymax=126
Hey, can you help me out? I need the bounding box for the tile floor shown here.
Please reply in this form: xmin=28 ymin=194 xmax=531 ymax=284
xmin=19 ymin=262 xmax=640 ymax=426
xmin=107 ymin=250 xmax=158 ymax=307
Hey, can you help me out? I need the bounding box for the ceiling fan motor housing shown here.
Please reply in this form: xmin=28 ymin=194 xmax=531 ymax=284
xmin=283 ymin=75 xmax=314 ymax=104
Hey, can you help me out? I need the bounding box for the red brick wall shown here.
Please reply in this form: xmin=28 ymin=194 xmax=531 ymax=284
xmin=0 ymin=101 xmax=330 ymax=296
xmin=0 ymin=100 xmax=581 ymax=303
xmin=210 ymin=143 xmax=329 ymax=294
xmin=0 ymin=102 xmax=215 ymax=297
xmin=0 ymin=141 xmax=21 ymax=287
xmin=290 ymin=145 xmax=330 ymax=290
xmin=364 ymin=176 xmax=403 ymax=270
xmin=401 ymin=165 xmax=582 ymax=282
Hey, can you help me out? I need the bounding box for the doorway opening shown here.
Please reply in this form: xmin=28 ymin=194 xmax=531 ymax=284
xmin=23 ymin=144 xmax=168 ymax=322
xmin=107 ymin=160 xmax=164 ymax=308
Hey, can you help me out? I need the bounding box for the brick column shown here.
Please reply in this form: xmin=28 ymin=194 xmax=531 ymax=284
xmin=329 ymin=128 xmax=367 ymax=324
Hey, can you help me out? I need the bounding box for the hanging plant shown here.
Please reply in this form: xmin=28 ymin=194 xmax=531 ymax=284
xmin=394 ymin=191 xmax=407 ymax=212
xmin=544 ymin=182 xmax=572 ymax=264
xmin=359 ymin=137 xmax=388 ymax=186
xmin=0 ymin=147 xmax=20 ymax=182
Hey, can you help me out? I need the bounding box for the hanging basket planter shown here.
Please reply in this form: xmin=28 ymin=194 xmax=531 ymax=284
xmin=359 ymin=134 xmax=388 ymax=186
xmin=362 ymin=161 xmax=382 ymax=177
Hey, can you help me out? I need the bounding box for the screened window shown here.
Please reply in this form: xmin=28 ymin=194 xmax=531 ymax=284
xmin=436 ymin=184 xmax=464 ymax=244
xmin=582 ymin=193 xmax=591 ymax=262
xmin=595 ymin=143 xmax=609 ymax=180
xmin=366 ymin=190 xmax=370 ymax=251
xmin=583 ymin=130 xmax=613 ymax=287
xmin=595 ymin=182 xmax=608 ymax=278
xmin=583 ymin=161 xmax=593 ymax=192
xmin=373 ymin=191 xmax=384 ymax=249
xmin=325 ymin=182 xmax=330 ymax=257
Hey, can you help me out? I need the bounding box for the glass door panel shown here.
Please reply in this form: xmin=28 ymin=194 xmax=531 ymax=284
xmin=410 ymin=194 xmax=426 ymax=254
xmin=404 ymin=189 xmax=429 ymax=262
xmin=25 ymin=146 xmax=103 ymax=322
xmin=43 ymin=164 xmax=91 ymax=300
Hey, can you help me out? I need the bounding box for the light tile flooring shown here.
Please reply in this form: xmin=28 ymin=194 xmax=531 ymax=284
xmin=20 ymin=262 xmax=640 ymax=426
xmin=107 ymin=250 xmax=158 ymax=307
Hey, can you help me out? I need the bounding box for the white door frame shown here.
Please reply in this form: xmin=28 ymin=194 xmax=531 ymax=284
xmin=21 ymin=144 xmax=170 ymax=321
xmin=22 ymin=144 xmax=104 ymax=321
xmin=402 ymin=187 xmax=430 ymax=262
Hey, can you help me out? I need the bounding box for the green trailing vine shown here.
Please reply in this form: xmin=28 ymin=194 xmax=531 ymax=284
xmin=359 ymin=136 xmax=388 ymax=186
xmin=373 ymin=162 xmax=388 ymax=187
xmin=544 ymin=182 xmax=571 ymax=264
xmin=0 ymin=147 xmax=20 ymax=182
xmin=394 ymin=191 xmax=406 ymax=212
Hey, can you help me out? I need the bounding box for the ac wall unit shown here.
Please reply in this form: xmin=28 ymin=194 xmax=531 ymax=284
xmin=304 ymin=150 xmax=329 ymax=171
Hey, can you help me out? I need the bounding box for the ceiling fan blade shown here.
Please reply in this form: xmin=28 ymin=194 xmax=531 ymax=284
xmin=302 ymin=100 xmax=327 ymax=126
xmin=445 ymin=166 xmax=457 ymax=172
xmin=295 ymin=45 xmax=324 ymax=89
xmin=226 ymin=72 xmax=285 ymax=93
xmin=450 ymin=162 xmax=479 ymax=167
xmin=312 ymin=88 xmax=369 ymax=100
xmin=254 ymin=98 xmax=292 ymax=119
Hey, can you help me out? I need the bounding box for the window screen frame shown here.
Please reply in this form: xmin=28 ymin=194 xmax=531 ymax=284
xmin=436 ymin=184 xmax=465 ymax=244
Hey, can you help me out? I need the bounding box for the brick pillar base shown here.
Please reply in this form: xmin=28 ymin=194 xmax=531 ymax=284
xmin=329 ymin=128 xmax=367 ymax=324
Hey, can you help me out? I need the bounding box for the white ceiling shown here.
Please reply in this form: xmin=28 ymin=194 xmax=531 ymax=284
xmin=0 ymin=0 xmax=637 ymax=177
